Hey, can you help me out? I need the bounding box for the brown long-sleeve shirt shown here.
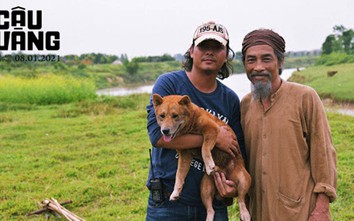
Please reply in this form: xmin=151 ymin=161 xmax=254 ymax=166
xmin=241 ymin=81 xmax=337 ymax=221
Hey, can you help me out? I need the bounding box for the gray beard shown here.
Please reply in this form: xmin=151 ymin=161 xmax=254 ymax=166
xmin=251 ymin=79 xmax=272 ymax=100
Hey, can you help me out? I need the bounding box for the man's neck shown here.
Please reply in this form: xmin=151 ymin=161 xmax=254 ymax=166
xmin=261 ymin=78 xmax=283 ymax=111
xmin=186 ymin=70 xmax=218 ymax=93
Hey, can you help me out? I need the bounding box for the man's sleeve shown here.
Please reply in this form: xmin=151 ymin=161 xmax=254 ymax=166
xmin=306 ymin=89 xmax=337 ymax=202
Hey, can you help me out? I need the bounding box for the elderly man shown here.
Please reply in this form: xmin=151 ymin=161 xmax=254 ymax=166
xmin=240 ymin=29 xmax=337 ymax=221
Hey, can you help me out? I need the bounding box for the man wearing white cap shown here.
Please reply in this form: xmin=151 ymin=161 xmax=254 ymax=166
xmin=145 ymin=21 xmax=246 ymax=221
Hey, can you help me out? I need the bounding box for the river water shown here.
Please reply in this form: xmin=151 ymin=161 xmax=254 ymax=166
xmin=96 ymin=68 xmax=354 ymax=117
xmin=96 ymin=68 xmax=296 ymax=99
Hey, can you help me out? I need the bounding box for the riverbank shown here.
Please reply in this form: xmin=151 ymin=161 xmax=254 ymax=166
xmin=322 ymin=99 xmax=354 ymax=117
xmin=288 ymin=63 xmax=354 ymax=103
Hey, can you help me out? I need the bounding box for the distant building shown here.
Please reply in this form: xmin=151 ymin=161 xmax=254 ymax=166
xmin=112 ymin=59 xmax=122 ymax=65
xmin=285 ymin=49 xmax=322 ymax=57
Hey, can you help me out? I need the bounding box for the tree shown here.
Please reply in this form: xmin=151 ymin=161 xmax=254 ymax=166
xmin=333 ymin=25 xmax=346 ymax=34
xmin=342 ymin=29 xmax=354 ymax=54
xmin=322 ymin=35 xmax=337 ymax=55
xmin=123 ymin=59 xmax=139 ymax=75
xmin=321 ymin=25 xmax=354 ymax=55
xmin=120 ymin=54 xmax=129 ymax=63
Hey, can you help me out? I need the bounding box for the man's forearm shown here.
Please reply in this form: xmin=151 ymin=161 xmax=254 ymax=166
xmin=308 ymin=193 xmax=331 ymax=221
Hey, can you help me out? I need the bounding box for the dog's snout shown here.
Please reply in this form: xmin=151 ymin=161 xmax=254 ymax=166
xmin=162 ymin=128 xmax=170 ymax=135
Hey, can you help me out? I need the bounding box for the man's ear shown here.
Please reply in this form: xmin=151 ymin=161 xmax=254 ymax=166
xmin=278 ymin=59 xmax=285 ymax=75
xmin=179 ymin=95 xmax=191 ymax=106
xmin=152 ymin=94 xmax=163 ymax=107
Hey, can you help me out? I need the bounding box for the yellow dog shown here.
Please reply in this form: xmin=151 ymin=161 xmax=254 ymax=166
xmin=152 ymin=94 xmax=251 ymax=221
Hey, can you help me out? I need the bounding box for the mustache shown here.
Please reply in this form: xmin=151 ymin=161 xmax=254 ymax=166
xmin=250 ymin=72 xmax=272 ymax=79
xmin=202 ymin=56 xmax=216 ymax=61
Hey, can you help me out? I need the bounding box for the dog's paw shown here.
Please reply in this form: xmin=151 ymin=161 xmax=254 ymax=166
xmin=205 ymin=161 xmax=216 ymax=175
xmin=206 ymin=164 xmax=216 ymax=175
xmin=240 ymin=211 xmax=251 ymax=221
xmin=169 ymin=191 xmax=180 ymax=201
xmin=239 ymin=202 xmax=251 ymax=221
xmin=206 ymin=168 xmax=215 ymax=176
xmin=205 ymin=211 xmax=215 ymax=221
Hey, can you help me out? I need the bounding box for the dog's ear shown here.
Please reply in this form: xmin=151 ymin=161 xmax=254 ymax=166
xmin=152 ymin=94 xmax=163 ymax=107
xmin=179 ymin=95 xmax=191 ymax=106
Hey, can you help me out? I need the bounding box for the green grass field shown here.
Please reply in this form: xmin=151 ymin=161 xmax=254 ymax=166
xmin=1 ymin=63 xmax=353 ymax=220
xmin=0 ymin=94 xmax=151 ymax=221
xmin=0 ymin=93 xmax=353 ymax=220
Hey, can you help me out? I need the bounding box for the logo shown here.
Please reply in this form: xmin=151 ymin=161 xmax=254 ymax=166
xmin=199 ymin=24 xmax=224 ymax=34
xmin=0 ymin=6 xmax=60 ymax=51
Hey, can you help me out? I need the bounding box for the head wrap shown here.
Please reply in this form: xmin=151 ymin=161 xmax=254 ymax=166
xmin=241 ymin=29 xmax=286 ymax=58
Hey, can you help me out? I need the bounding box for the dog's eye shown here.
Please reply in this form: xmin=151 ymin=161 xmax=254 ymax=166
xmin=172 ymin=114 xmax=178 ymax=119
xmin=159 ymin=114 xmax=165 ymax=119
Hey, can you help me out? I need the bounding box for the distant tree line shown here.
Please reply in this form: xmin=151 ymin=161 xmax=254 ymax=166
xmin=132 ymin=54 xmax=175 ymax=62
xmin=60 ymin=53 xmax=176 ymax=65
xmin=62 ymin=53 xmax=119 ymax=65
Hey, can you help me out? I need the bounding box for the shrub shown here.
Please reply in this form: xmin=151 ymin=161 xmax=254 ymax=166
xmin=315 ymin=53 xmax=354 ymax=66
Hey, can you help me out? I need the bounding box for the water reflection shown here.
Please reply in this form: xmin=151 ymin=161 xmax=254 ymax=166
xmin=97 ymin=84 xmax=154 ymax=96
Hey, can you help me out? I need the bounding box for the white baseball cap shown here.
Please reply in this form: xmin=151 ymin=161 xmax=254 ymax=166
xmin=193 ymin=21 xmax=229 ymax=46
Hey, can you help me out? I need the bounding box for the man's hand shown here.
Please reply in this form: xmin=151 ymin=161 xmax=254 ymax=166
xmin=308 ymin=193 xmax=331 ymax=221
xmin=216 ymin=126 xmax=240 ymax=157
xmin=213 ymin=172 xmax=237 ymax=198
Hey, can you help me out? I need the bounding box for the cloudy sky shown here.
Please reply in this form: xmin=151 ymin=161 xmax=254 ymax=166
xmin=2 ymin=0 xmax=354 ymax=58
